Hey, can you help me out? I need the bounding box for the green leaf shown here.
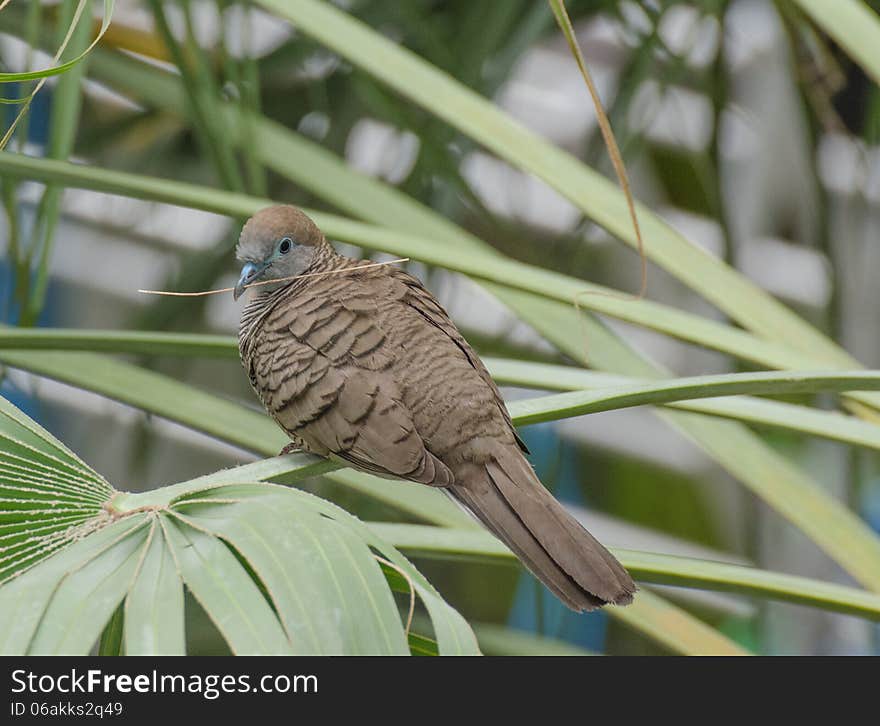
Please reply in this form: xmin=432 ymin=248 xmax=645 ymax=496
xmin=614 ymin=588 xmax=751 ymax=656
xmin=488 ymin=358 xmax=880 ymax=453
xmin=0 ymin=389 xmax=105 ymax=482
xmin=254 ymin=0 xmax=849 ymax=369
xmin=505 ymin=370 xmax=880 ymax=427
xmin=0 ymin=0 xmax=114 ymax=83
xmin=98 ymin=603 xmax=125 ymax=656
xmin=0 ymin=340 xmax=467 ymax=536
xmin=176 ymin=493 xmax=409 ymax=654
xmin=28 ymin=520 xmax=150 ymax=655
xmin=159 ymin=514 xmax=293 ymax=655
xmin=0 ymin=516 xmax=145 ymax=655
xmin=0 ymin=349 xmax=284 ymax=457
xmin=0 ymin=328 xmax=239 ymax=358
xmin=472 ymin=623 xmax=596 ymax=656
xmin=0 ymin=152 xmax=263 ymax=217
xmin=9 ymin=339 xmax=880 ymax=595
xmin=518 ymin=297 xmax=880 ymax=594
xmin=620 ymin=549 xmax=880 ymax=623
xmin=0 ymin=400 xmax=472 ymax=656
xmin=792 ymin=0 xmax=880 ymax=87
xmin=20 ymin=0 xmax=95 ymax=325
xmin=0 ymin=390 xmax=113 ymax=584
xmin=117 ymin=454 xmax=333 ymax=509
xmin=370 ymin=523 xmax=880 ymax=622
xmin=407 ymin=631 xmax=439 ymax=656
xmin=1 ymin=0 xmax=115 ymax=151
xmin=326 ymin=468 xmax=474 ymax=529
xmin=7 ymin=328 xmax=880 ymax=454
xmin=7 ymin=341 xmax=880 ymax=635
xmin=123 ymin=523 xmax=185 ymax=656
xmin=232 ymin=485 xmax=479 ymax=655
xmin=0 ymin=154 xmax=836 ymax=372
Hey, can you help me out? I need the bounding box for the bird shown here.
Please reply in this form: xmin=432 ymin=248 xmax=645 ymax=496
xmin=235 ymin=205 xmax=636 ymax=611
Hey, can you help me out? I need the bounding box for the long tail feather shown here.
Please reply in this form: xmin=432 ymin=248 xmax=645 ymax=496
xmin=450 ymin=445 xmax=636 ymax=612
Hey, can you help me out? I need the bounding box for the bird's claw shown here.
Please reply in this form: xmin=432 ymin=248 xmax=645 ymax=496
xmin=278 ymin=443 xmax=300 ymax=456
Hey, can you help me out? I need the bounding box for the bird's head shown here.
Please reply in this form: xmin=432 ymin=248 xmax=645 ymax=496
xmin=234 ymin=205 xmax=325 ymax=300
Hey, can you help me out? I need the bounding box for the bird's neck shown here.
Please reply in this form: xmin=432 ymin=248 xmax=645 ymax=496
xmin=238 ymin=242 xmax=343 ymax=352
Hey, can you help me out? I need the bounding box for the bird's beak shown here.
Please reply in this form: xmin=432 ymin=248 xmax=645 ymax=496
xmin=234 ymin=261 xmax=265 ymax=301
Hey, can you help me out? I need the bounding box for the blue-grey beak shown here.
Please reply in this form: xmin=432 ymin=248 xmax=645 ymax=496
xmin=234 ymin=261 xmax=264 ymax=301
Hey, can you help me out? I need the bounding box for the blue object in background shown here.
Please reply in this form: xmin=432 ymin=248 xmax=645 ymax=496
xmin=0 ymin=254 xmax=44 ymax=426
xmin=2 ymin=80 xmax=55 ymax=325
xmin=0 ymin=254 xmax=61 ymax=428
xmin=1 ymin=80 xmax=61 ymax=428
xmin=506 ymin=421 xmax=609 ymax=652
xmin=2 ymin=82 xmax=52 ymax=145
xmin=1 ymin=260 xmax=60 ymax=329
xmin=863 ymin=478 xmax=880 ymax=533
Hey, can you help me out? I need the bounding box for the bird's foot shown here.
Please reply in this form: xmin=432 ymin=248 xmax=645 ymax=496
xmin=278 ymin=442 xmax=300 ymax=456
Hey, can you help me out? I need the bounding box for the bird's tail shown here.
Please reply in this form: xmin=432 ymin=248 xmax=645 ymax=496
xmin=449 ymin=444 xmax=636 ymax=612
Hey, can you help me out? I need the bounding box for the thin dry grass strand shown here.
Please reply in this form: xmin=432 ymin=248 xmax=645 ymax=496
xmin=138 ymin=257 xmax=410 ymax=297
xmin=373 ymin=554 xmax=416 ymax=639
xmin=549 ymin=0 xmax=650 ymax=365
xmin=549 ymin=0 xmax=647 ymax=299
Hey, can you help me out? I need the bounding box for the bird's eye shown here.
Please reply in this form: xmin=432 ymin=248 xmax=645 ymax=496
xmin=279 ymin=237 xmax=292 ymax=254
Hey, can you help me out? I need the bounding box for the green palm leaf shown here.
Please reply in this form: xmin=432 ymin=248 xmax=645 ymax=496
xmin=0 ymin=399 xmax=476 ymax=655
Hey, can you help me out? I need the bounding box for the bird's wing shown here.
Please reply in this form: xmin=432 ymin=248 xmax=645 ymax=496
xmin=387 ymin=267 xmax=530 ymax=454
xmin=249 ymin=288 xmax=453 ymax=487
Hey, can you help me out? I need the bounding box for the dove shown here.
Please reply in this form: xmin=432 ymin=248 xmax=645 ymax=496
xmin=235 ymin=205 xmax=635 ymax=611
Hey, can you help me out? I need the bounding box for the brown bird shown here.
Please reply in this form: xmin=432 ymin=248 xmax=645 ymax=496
xmin=235 ymin=205 xmax=636 ymax=611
